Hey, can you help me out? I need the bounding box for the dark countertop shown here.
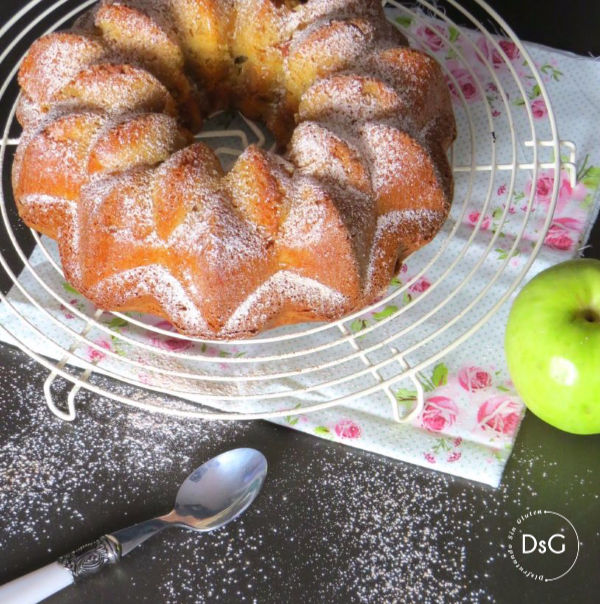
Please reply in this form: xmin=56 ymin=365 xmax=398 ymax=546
xmin=1 ymin=2 xmax=599 ymax=603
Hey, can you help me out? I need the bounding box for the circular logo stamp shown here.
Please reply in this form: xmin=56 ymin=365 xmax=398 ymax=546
xmin=507 ymin=510 xmax=579 ymax=582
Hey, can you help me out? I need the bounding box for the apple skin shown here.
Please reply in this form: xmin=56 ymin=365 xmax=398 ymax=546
xmin=505 ymin=258 xmax=600 ymax=435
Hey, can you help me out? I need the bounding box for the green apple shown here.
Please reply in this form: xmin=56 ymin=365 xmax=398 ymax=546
xmin=505 ymin=258 xmax=600 ymax=434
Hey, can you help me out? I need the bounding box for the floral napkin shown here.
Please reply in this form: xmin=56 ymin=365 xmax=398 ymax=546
xmin=1 ymin=12 xmax=599 ymax=487
xmin=272 ymin=17 xmax=600 ymax=485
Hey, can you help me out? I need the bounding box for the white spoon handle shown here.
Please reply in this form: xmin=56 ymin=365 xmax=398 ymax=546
xmin=0 ymin=535 xmax=120 ymax=603
xmin=0 ymin=562 xmax=73 ymax=604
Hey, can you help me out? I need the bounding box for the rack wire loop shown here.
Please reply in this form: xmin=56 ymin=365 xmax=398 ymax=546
xmin=42 ymin=309 xmax=103 ymax=420
xmin=391 ymin=353 xmax=425 ymax=424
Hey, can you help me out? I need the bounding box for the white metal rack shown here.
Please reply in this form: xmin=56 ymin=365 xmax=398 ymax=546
xmin=0 ymin=0 xmax=572 ymax=422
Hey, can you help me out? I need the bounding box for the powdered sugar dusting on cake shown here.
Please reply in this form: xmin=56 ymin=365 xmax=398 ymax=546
xmin=376 ymin=208 xmax=440 ymax=235
xmin=168 ymin=187 xmax=267 ymax=272
xmin=280 ymin=177 xmax=331 ymax=247
xmin=225 ymin=270 xmax=347 ymax=334
xmin=292 ymin=0 xmax=383 ymax=28
xmin=286 ymin=16 xmax=377 ymax=83
xmin=299 ymin=74 xmax=403 ymax=127
xmin=19 ymin=193 xmax=71 ymax=207
xmin=359 ymin=46 xmax=448 ymax=137
xmin=319 ymin=180 xmax=376 ymax=283
xmin=290 ymin=121 xmax=369 ymax=189
xmin=365 ymin=46 xmax=431 ymax=96
xmin=82 ymin=168 xmax=162 ymax=248
xmin=59 ymin=205 xmax=82 ymax=283
xmin=361 ymin=122 xmax=425 ymax=194
xmin=18 ymin=32 xmax=107 ymax=103
xmin=96 ymin=0 xmax=183 ymax=56
xmin=365 ymin=208 xmax=442 ymax=293
xmin=57 ymin=63 xmax=175 ymax=116
xmin=89 ymin=264 xmax=209 ymax=333
xmin=15 ymin=94 xmax=47 ymax=129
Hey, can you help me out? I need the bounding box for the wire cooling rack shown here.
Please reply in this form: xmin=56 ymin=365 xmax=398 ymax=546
xmin=0 ymin=0 xmax=575 ymax=422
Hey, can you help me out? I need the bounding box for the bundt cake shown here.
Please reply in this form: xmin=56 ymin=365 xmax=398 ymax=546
xmin=12 ymin=0 xmax=456 ymax=339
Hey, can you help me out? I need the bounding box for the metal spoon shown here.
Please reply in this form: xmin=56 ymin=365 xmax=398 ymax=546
xmin=0 ymin=448 xmax=268 ymax=604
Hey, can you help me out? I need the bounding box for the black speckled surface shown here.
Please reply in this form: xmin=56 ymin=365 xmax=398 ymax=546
xmin=0 ymin=1 xmax=599 ymax=602
xmin=1 ymin=347 xmax=599 ymax=603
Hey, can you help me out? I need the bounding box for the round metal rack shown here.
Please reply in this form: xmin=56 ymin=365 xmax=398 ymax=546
xmin=0 ymin=0 xmax=574 ymax=422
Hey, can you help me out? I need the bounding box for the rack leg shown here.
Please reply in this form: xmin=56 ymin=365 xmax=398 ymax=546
xmin=43 ymin=309 xmax=103 ymax=421
xmin=339 ymin=326 xmax=424 ymax=423
xmin=391 ymin=350 xmax=425 ymax=423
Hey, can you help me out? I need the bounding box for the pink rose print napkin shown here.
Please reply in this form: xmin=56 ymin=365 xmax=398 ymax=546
xmin=1 ymin=10 xmax=600 ymax=487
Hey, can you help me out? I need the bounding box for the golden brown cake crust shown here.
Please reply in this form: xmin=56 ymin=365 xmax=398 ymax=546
xmin=12 ymin=0 xmax=456 ymax=339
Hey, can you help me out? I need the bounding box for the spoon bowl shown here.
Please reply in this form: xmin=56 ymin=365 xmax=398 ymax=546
xmin=113 ymin=447 xmax=268 ymax=555
xmin=174 ymin=448 xmax=268 ymax=531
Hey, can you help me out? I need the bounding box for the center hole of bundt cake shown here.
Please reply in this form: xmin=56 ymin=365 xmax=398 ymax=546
xmin=197 ymin=111 xmax=279 ymax=170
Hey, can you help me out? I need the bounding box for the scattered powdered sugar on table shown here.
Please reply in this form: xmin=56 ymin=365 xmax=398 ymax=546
xmin=1 ymin=345 xmax=598 ymax=603
xmin=0 ymin=349 xmax=251 ymax=549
